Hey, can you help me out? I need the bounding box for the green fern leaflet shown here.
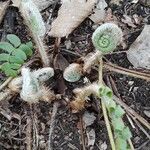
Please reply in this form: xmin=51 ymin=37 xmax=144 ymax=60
xmin=0 ymin=34 xmax=33 ymax=77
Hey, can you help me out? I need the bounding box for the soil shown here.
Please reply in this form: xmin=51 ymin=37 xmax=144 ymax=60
xmin=0 ymin=0 xmax=150 ymax=150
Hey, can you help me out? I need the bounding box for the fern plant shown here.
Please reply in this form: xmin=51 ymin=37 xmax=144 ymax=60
xmin=99 ymin=85 xmax=132 ymax=150
xmin=0 ymin=34 xmax=33 ymax=77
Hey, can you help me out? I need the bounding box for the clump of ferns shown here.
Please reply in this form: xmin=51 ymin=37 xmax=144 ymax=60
xmin=63 ymin=23 xmax=133 ymax=150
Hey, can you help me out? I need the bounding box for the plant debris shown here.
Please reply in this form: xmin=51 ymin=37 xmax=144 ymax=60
xmin=49 ymin=0 xmax=96 ymax=37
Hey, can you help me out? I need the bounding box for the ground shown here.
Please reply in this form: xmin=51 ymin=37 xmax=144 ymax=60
xmin=0 ymin=0 xmax=150 ymax=150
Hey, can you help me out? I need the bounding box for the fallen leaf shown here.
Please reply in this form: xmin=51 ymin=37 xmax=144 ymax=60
xmin=127 ymin=25 xmax=150 ymax=69
xmin=144 ymin=110 xmax=150 ymax=118
xmin=110 ymin=0 xmax=123 ymax=5
xmin=54 ymin=76 xmax=67 ymax=94
xmin=86 ymin=129 xmax=96 ymax=147
xmin=82 ymin=111 xmax=96 ymax=128
xmin=49 ymin=0 xmax=96 ymax=37
xmin=89 ymin=0 xmax=107 ymax=24
xmin=99 ymin=141 xmax=108 ymax=150
xmin=53 ymin=53 xmax=69 ymax=71
xmin=33 ymin=0 xmax=54 ymax=11
xmin=0 ymin=0 xmax=10 ymax=24
xmin=121 ymin=15 xmax=137 ymax=28
xmin=11 ymin=0 xmax=21 ymax=7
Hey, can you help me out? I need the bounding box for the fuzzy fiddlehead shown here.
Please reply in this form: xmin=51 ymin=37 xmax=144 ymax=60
xmin=20 ymin=67 xmax=55 ymax=103
xmin=63 ymin=63 xmax=82 ymax=82
xmin=92 ymin=23 xmax=123 ymax=53
xmin=20 ymin=67 xmax=41 ymax=103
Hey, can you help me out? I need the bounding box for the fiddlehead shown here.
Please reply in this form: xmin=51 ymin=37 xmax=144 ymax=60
xmin=92 ymin=23 xmax=123 ymax=53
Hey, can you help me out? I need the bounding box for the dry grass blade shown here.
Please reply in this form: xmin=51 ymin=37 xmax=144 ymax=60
xmin=49 ymin=0 xmax=96 ymax=37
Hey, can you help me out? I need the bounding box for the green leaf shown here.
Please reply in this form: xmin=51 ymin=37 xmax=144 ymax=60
xmin=122 ymin=127 xmax=132 ymax=140
xmin=112 ymin=118 xmax=125 ymax=131
xmin=114 ymin=105 xmax=125 ymax=118
xmin=26 ymin=41 xmax=33 ymax=49
xmin=19 ymin=44 xmax=33 ymax=56
xmin=12 ymin=49 xmax=27 ymax=60
xmin=7 ymin=34 xmax=21 ymax=48
xmin=116 ymin=137 xmax=127 ymax=150
xmin=0 ymin=53 xmax=9 ymax=62
xmin=108 ymin=100 xmax=116 ymax=113
xmin=0 ymin=42 xmax=15 ymax=53
xmin=99 ymin=85 xmax=113 ymax=99
xmin=9 ymin=56 xmax=24 ymax=64
xmin=9 ymin=63 xmax=21 ymax=69
xmin=1 ymin=62 xmax=19 ymax=77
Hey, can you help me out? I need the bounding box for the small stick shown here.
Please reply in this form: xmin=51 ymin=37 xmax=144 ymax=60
xmin=133 ymin=119 xmax=150 ymax=140
xmin=26 ymin=115 xmax=32 ymax=150
xmin=32 ymin=104 xmax=39 ymax=150
xmin=79 ymin=114 xmax=86 ymax=150
xmin=48 ymin=102 xmax=59 ymax=150
xmin=0 ymin=77 xmax=13 ymax=91
xmin=104 ymin=62 xmax=150 ymax=81
xmin=98 ymin=57 xmax=103 ymax=85
xmin=136 ymin=140 xmax=150 ymax=150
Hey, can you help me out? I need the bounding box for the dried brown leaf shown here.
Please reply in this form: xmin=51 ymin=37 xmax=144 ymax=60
xmin=121 ymin=15 xmax=137 ymax=28
xmin=89 ymin=0 xmax=107 ymax=24
xmin=53 ymin=53 xmax=69 ymax=71
xmin=49 ymin=0 xmax=96 ymax=37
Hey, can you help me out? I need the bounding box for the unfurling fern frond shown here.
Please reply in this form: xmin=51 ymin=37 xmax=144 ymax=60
xmin=0 ymin=34 xmax=33 ymax=77
xmin=92 ymin=23 xmax=123 ymax=53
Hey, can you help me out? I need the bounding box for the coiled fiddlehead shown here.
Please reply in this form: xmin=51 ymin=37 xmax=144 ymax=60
xmin=92 ymin=23 xmax=123 ymax=53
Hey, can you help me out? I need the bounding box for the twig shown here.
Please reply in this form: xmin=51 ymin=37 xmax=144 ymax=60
xmin=98 ymin=57 xmax=103 ymax=85
xmin=133 ymin=119 xmax=150 ymax=140
xmin=48 ymin=102 xmax=59 ymax=150
xmin=104 ymin=62 xmax=150 ymax=81
xmin=79 ymin=114 xmax=86 ymax=150
xmin=136 ymin=140 xmax=150 ymax=150
xmin=0 ymin=77 xmax=13 ymax=91
xmin=26 ymin=115 xmax=32 ymax=150
xmin=32 ymin=104 xmax=39 ymax=150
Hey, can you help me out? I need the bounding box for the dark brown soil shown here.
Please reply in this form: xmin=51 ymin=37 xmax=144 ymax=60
xmin=0 ymin=0 xmax=150 ymax=150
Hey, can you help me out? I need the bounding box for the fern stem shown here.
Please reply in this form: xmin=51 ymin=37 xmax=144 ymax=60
xmin=128 ymin=139 xmax=135 ymax=150
xmin=101 ymin=101 xmax=116 ymax=150
xmin=98 ymin=55 xmax=116 ymax=150
xmin=33 ymin=34 xmax=49 ymax=67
